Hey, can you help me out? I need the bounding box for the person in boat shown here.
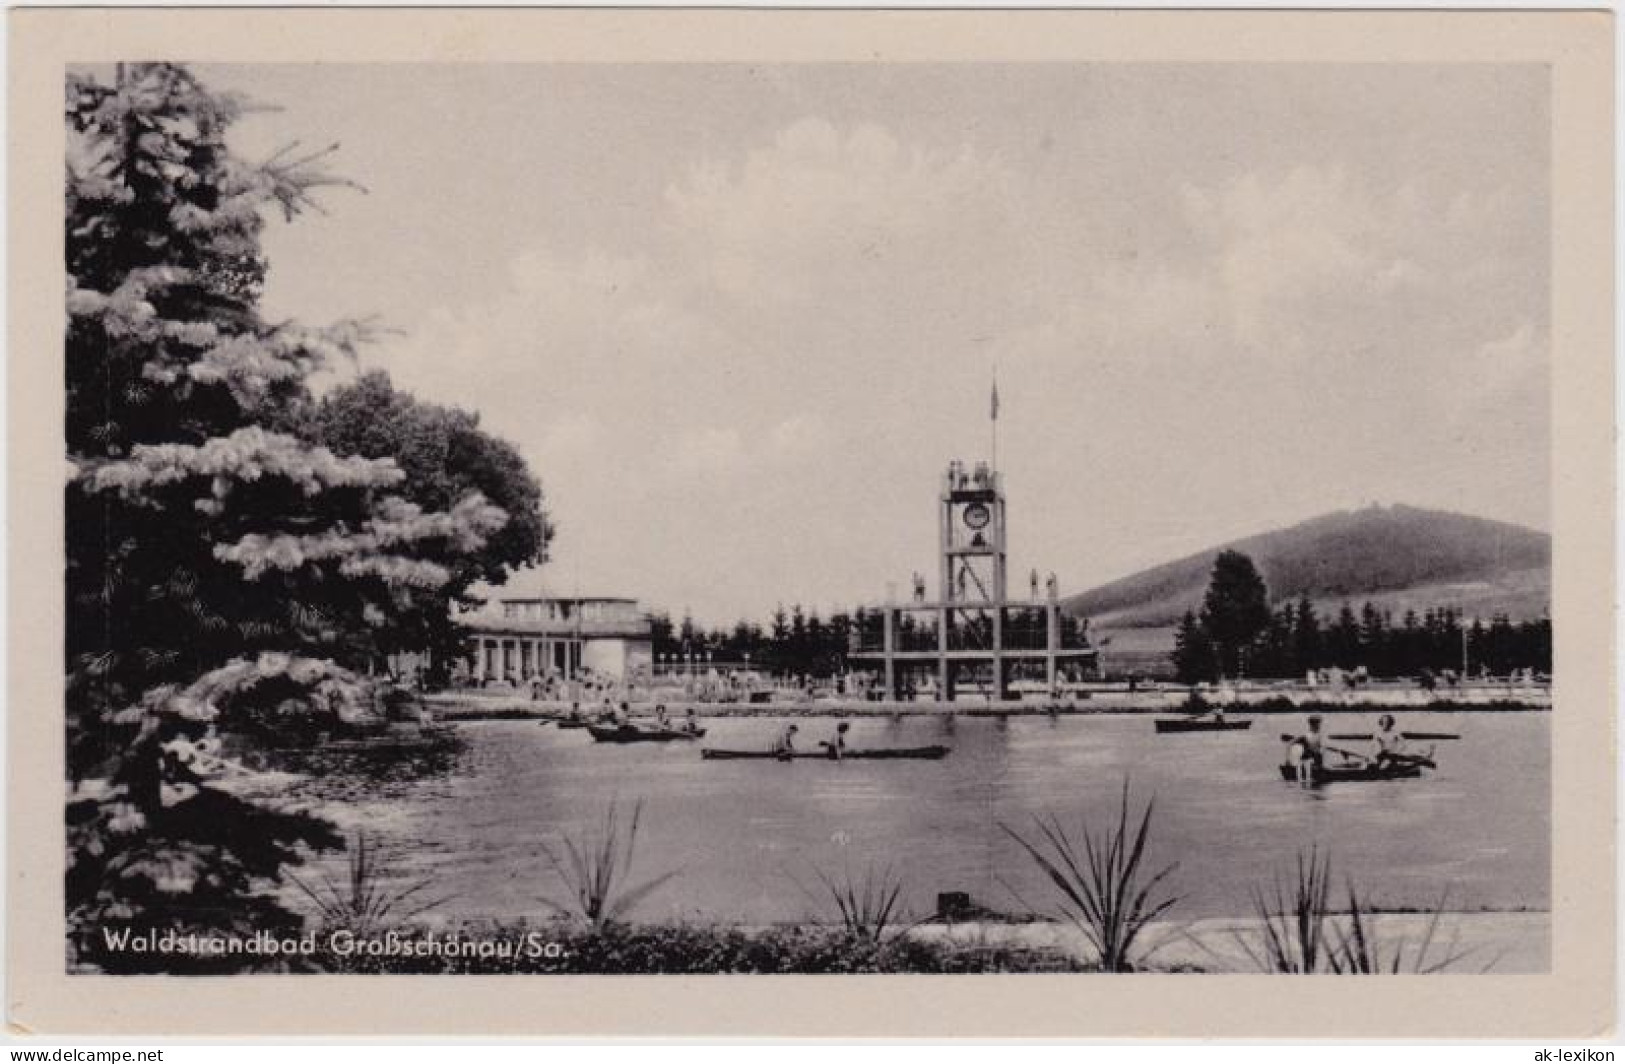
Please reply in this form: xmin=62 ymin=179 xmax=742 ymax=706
xmin=1289 ymin=714 xmax=1326 ymax=784
xmin=683 ymin=707 xmax=701 ymax=734
xmin=654 ymin=703 xmax=670 ymax=729
xmin=827 ymin=721 xmax=851 ymax=760
xmin=773 ymin=723 xmax=799 ymax=755
xmin=1370 ymin=714 xmax=1407 ymax=769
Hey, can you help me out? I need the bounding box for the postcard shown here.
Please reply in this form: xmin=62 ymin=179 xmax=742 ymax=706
xmin=7 ymin=7 xmax=1614 ymax=1038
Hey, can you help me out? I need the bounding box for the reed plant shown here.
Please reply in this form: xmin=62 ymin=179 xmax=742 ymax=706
xmin=538 ymin=798 xmax=679 ymax=932
xmin=796 ymin=860 xmax=911 ymax=945
xmin=1237 ymin=845 xmax=1335 ymax=973
xmin=1326 ymin=882 xmax=1477 ymax=974
xmin=1241 ymin=848 xmax=1484 ymax=974
xmin=1000 ymin=780 xmax=1180 ymax=972
xmin=288 ymin=831 xmax=446 ymax=938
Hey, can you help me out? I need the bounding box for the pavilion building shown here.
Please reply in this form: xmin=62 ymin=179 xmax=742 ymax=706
xmin=464 ymin=591 xmax=654 ymax=686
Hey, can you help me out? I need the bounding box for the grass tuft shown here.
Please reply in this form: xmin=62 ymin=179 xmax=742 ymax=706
xmin=1327 ymin=880 xmax=1481 ymax=974
xmin=1237 ymin=845 xmax=1335 ymax=974
xmin=1240 ymin=848 xmax=1490 ymax=974
xmin=1000 ymin=779 xmax=1180 ymax=972
xmin=538 ymin=797 xmax=679 ymax=932
xmin=794 ymin=860 xmax=911 ymax=945
xmin=288 ymin=831 xmax=447 ymax=938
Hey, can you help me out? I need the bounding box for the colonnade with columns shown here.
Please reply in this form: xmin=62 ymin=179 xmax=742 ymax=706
xmin=471 ymin=634 xmax=581 ymax=684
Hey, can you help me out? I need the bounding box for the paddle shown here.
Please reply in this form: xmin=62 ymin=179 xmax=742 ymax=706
xmin=1278 ymin=734 xmax=1353 ymax=755
xmin=1385 ymin=747 xmax=1438 ymax=770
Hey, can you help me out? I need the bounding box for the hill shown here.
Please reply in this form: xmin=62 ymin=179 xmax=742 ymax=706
xmin=1064 ymin=505 xmax=1549 ymax=670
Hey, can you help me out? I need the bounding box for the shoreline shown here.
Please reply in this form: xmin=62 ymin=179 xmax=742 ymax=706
xmin=425 ymin=690 xmax=1552 ymax=721
xmin=907 ymin=910 xmax=1550 ymax=974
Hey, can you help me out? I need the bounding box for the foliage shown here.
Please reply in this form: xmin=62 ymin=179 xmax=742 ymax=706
xmin=795 ymin=861 xmax=910 ymax=946
xmin=1325 ymin=882 xmax=1476 ymax=974
xmin=1237 ymin=845 xmax=1335 ymax=973
xmin=300 ymin=371 xmax=553 ymax=681
xmin=288 ymin=832 xmax=447 ymax=941
xmin=649 ymin=604 xmax=860 ymax=680
xmin=537 ymin=798 xmax=679 ymax=931
xmin=1199 ymin=550 xmax=1272 ymax=678
xmin=1172 ymin=610 xmax=1216 ymax=685
xmin=1169 ymin=554 xmax=1552 ymax=681
xmin=288 ymin=920 xmax=1090 ymax=975
xmin=1000 ymin=781 xmax=1180 ymax=972
xmin=64 ymin=63 xmax=512 ymax=967
xmin=1239 ymin=849 xmax=1482 ymax=975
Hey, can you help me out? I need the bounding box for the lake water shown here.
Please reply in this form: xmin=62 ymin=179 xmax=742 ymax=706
xmin=274 ymin=712 xmax=1549 ymax=925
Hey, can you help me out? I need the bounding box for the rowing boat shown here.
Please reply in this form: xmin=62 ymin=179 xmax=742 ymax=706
xmin=1278 ymin=761 xmax=1425 ymax=784
xmin=1154 ymin=717 xmax=1252 ymax=733
xmin=701 ymin=745 xmax=950 ymax=761
xmin=586 ymin=723 xmax=706 ymax=743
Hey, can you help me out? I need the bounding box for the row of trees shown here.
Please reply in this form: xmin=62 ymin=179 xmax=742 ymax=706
xmin=650 ymin=606 xmax=858 ymax=680
xmin=651 ymin=603 xmax=1090 ymax=681
xmin=65 ymin=64 xmax=548 ymax=967
xmin=1171 ymin=551 xmax=1552 ymax=683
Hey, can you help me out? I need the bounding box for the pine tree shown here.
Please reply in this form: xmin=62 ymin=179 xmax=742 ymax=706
xmin=1359 ymin=602 xmax=1387 ymax=675
xmin=1291 ymin=595 xmax=1322 ymax=674
xmin=1171 ymin=610 xmax=1217 ymax=684
xmin=64 ymin=64 xmax=510 ymax=970
xmin=1198 ymin=550 xmax=1271 ymax=678
xmin=1329 ymin=604 xmax=1362 ymax=669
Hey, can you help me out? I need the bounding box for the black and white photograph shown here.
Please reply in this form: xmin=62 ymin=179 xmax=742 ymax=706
xmin=9 ymin=5 xmax=1616 ymax=1041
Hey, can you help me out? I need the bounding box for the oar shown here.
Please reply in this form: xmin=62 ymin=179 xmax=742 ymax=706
xmin=1323 ymin=730 xmax=1460 ymax=742
xmin=1328 ymin=740 xmax=1437 ymax=769
xmin=1280 ymin=734 xmax=1354 ymax=752
xmin=1386 ymin=746 xmax=1438 ymax=770
xmin=1280 ymin=735 xmax=1371 ymax=763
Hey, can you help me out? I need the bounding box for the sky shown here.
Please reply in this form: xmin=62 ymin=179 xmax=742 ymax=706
xmin=195 ymin=63 xmax=1551 ymax=625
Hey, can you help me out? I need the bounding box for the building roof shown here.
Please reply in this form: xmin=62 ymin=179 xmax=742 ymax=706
xmin=467 ymin=566 xmax=639 ymax=606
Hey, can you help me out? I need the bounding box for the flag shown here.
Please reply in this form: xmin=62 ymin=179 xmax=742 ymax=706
xmin=990 ymin=378 xmax=1000 ymax=421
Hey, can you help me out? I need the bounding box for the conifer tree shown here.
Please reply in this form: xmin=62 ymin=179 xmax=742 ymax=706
xmin=1198 ymin=550 xmax=1271 ymax=678
xmin=1171 ymin=610 xmax=1217 ymax=684
xmin=65 ymin=64 xmax=510 ymax=969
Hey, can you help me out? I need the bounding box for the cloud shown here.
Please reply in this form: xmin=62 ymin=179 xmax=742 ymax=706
xmin=366 ymin=119 xmax=1547 ymax=622
xmin=664 ymin=119 xmax=1018 ymax=304
xmin=669 ymin=426 xmax=746 ymax=476
xmin=768 ymin=414 xmax=828 ymax=454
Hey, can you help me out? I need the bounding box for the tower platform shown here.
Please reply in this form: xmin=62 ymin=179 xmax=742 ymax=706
xmin=849 ymin=459 xmax=1097 ymax=701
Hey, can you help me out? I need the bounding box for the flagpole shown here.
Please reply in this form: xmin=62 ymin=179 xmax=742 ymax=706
xmin=990 ymin=368 xmax=999 ymax=474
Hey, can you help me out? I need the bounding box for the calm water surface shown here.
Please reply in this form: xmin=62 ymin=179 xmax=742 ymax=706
xmin=275 ymin=712 xmax=1549 ymax=924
